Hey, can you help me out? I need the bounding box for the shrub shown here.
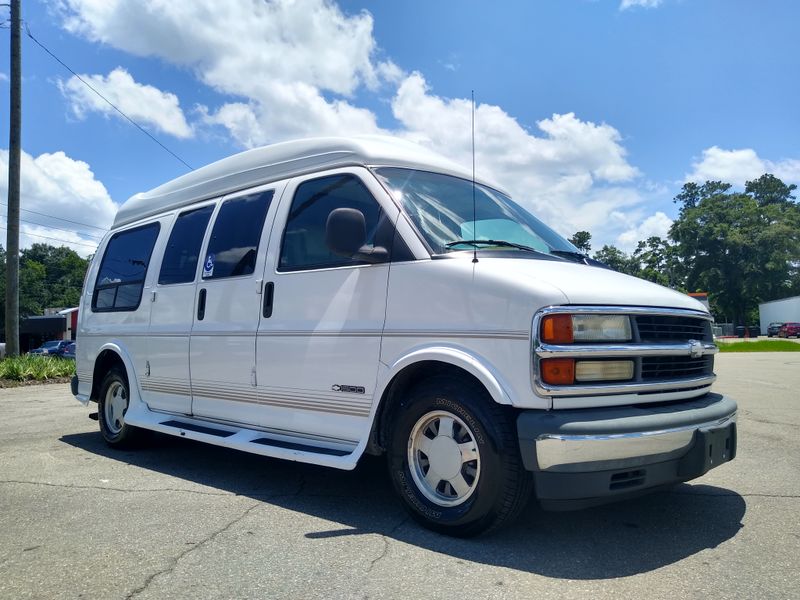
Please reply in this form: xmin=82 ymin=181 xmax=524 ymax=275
xmin=0 ymin=354 xmax=76 ymax=381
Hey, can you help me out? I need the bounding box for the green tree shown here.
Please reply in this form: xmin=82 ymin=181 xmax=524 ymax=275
xmin=569 ymin=231 xmax=592 ymax=253
xmin=0 ymin=243 xmax=90 ymax=331
xmin=592 ymin=244 xmax=640 ymax=277
xmin=21 ymin=244 xmax=89 ymax=309
xmin=745 ymin=173 xmax=797 ymax=207
xmin=19 ymin=260 xmax=47 ymax=317
xmin=673 ymin=181 xmax=732 ymax=211
xmin=632 ymin=236 xmax=682 ymax=288
xmin=670 ymin=175 xmax=800 ymax=325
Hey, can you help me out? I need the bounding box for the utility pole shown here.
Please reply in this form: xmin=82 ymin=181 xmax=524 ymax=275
xmin=5 ymin=0 xmax=21 ymax=356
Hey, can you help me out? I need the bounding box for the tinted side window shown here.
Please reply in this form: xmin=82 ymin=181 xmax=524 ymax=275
xmin=159 ymin=205 xmax=214 ymax=285
xmin=202 ymin=191 xmax=274 ymax=279
xmin=279 ymin=174 xmax=384 ymax=271
xmin=93 ymin=223 xmax=160 ymax=311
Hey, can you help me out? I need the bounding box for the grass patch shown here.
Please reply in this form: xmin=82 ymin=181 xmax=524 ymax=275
xmin=0 ymin=354 xmax=76 ymax=381
xmin=717 ymin=340 xmax=800 ymax=352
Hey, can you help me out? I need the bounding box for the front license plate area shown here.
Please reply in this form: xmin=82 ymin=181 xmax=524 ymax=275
xmin=704 ymin=425 xmax=735 ymax=467
xmin=677 ymin=423 xmax=736 ymax=477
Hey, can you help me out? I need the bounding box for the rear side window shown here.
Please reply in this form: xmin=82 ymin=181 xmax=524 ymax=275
xmin=202 ymin=191 xmax=274 ymax=279
xmin=278 ymin=174 xmax=383 ymax=271
xmin=159 ymin=205 xmax=214 ymax=285
xmin=93 ymin=223 xmax=160 ymax=312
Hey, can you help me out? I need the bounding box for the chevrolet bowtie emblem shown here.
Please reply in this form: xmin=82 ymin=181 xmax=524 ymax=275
xmin=688 ymin=340 xmax=705 ymax=359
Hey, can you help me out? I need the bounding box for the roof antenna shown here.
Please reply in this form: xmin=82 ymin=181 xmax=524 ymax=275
xmin=471 ymin=90 xmax=478 ymax=264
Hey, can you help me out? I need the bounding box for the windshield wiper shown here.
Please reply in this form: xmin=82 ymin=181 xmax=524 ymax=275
xmin=445 ymin=239 xmax=549 ymax=256
xmin=549 ymin=249 xmax=589 ymax=264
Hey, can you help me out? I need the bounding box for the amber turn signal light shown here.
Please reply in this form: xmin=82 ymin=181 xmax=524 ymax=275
xmin=540 ymin=358 xmax=575 ymax=385
xmin=541 ymin=314 xmax=574 ymax=344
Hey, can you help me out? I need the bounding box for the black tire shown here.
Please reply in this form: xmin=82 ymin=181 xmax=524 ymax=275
xmin=387 ymin=375 xmax=532 ymax=537
xmin=97 ymin=366 xmax=140 ymax=447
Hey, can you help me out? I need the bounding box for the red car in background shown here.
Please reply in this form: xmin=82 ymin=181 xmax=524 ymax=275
xmin=778 ymin=322 xmax=800 ymax=338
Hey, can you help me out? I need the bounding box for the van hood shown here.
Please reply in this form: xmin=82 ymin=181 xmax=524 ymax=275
xmin=479 ymin=257 xmax=708 ymax=313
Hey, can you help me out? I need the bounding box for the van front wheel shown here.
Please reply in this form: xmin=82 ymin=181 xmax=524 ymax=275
xmin=98 ymin=367 xmax=140 ymax=447
xmin=387 ymin=376 xmax=532 ymax=537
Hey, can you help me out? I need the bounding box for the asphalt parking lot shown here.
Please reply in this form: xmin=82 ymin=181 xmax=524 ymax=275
xmin=1 ymin=353 xmax=798 ymax=599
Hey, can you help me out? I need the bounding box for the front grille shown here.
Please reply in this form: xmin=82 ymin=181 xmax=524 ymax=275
xmin=635 ymin=315 xmax=711 ymax=343
xmin=641 ymin=356 xmax=713 ymax=380
xmin=535 ymin=307 xmax=718 ymax=398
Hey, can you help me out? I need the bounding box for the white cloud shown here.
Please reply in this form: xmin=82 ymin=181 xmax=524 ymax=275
xmin=391 ymin=73 xmax=640 ymax=236
xmin=393 ymin=73 xmax=638 ymax=181
xmin=0 ymin=149 xmax=116 ymax=256
xmin=0 ymin=72 xmax=9 ymax=83
xmin=686 ymin=146 xmax=800 ymax=187
xmin=616 ymin=211 xmax=673 ymax=250
xmin=55 ymin=0 xmax=653 ymax=247
xmin=438 ymin=53 xmax=460 ymax=72
xmin=620 ymin=0 xmax=664 ymax=10
xmin=56 ymin=0 xmax=394 ymax=98
xmin=59 ymin=67 xmax=192 ymax=139
xmin=56 ymin=0 xmax=400 ymax=147
xmin=196 ymin=70 xmax=646 ymax=243
xmin=199 ymin=82 xmax=382 ymax=146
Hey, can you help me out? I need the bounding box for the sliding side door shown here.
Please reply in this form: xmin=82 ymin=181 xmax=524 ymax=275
xmin=189 ymin=183 xmax=285 ymax=423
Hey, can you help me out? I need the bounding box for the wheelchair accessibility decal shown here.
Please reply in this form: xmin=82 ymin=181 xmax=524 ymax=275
xmin=203 ymin=253 xmax=215 ymax=278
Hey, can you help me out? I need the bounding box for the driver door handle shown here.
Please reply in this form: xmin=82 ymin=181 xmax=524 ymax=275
xmin=197 ymin=288 xmax=207 ymax=321
xmin=263 ymin=282 xmax=274 ymax=318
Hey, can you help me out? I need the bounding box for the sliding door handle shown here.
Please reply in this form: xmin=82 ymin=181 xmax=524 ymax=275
xmin=197 ymin=288 xmax=207 ymax=321
xmin=263 ymin=282 xmax=274 ymax=318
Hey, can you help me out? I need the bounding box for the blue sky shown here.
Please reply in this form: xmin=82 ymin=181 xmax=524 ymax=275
xmin=1 ymin=0 xmax=798 ymax=256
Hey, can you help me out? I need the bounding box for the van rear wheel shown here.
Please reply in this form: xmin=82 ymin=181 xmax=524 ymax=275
xmin=98 ymin=366 xmax=140 ymax=447
xmin=387 ymin=375 xmax=532 ymax=537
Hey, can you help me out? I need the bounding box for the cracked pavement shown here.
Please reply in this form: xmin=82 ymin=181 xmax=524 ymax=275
xmin=1 ymin=353 xmax=799 ymax=599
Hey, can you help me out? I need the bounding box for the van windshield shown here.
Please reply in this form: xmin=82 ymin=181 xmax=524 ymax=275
xmin=373 ymin=168 xmax=580 ymax=259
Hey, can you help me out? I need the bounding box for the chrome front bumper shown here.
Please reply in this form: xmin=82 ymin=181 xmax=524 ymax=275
xmin=517 ymin=393 xmax=738 ymax=507
xmin=535 ymin=411 xmax=735 ymax=471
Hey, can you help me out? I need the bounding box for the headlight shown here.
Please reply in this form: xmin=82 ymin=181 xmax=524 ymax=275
xmin=541 ymin=314 xmax=632 ymax=343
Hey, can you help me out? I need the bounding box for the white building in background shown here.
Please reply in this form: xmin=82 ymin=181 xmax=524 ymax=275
xmin=759 ymin=295 xmax=800 ymax=334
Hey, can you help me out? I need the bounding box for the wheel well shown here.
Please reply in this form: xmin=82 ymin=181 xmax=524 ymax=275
xmin=367 ymin=361 xmax=493 ymax=455
xmin=90 ymin=350 xmax=126 ymax=401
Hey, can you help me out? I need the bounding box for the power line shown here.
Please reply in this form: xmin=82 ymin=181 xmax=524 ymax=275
xmin=0 ymin=225 xmax=98 ymax=249
xmin=0 ymin=201 xmax=109 ymax=231
xmin=24 ymin=24 xmax=194 ymax=171
xmin=1 ymin=212 xmax=104 ymax=240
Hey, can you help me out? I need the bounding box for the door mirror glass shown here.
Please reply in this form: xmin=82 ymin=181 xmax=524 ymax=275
xmin=325 ymin=208 xmax=366 ymax=257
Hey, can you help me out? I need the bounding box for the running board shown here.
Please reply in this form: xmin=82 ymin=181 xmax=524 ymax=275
xmin=124 ymin=406 xmax=361 ymax=470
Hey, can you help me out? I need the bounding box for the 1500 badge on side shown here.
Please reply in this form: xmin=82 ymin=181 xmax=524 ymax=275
xmin=331 ymin=384 xmax=366 ymax=394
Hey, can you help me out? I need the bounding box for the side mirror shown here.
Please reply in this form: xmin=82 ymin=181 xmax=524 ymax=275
xmin=326 ymin=208 xmax=366 ymax=257
xmin=325 ymin=208 xmax=389 ymax=263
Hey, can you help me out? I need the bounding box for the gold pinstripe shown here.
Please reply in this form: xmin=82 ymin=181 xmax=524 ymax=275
xmin=141 ymin=378 xmax=372 ymax=417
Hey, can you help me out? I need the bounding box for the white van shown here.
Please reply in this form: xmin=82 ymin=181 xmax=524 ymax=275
xmin=72 ymin=136 xmax=736 ymax=536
